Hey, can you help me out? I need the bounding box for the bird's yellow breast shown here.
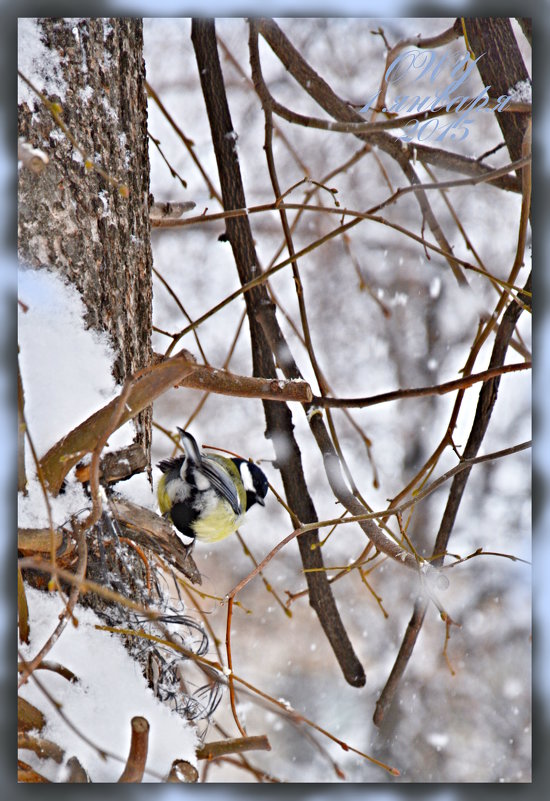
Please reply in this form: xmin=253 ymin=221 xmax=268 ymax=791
xmin=192 ymin=498 xmax=245 ymax=543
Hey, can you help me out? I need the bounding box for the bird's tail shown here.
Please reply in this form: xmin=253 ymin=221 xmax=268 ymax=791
xmin=177 ymin=428 xmax=202 ymax=464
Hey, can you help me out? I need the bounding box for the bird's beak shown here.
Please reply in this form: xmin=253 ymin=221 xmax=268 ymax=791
xmin=256 ymin=496 xmax=265 ymax=506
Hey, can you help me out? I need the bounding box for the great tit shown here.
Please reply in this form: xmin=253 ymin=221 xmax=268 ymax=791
xmin=157 ymin=428 xmax=268 ymax=547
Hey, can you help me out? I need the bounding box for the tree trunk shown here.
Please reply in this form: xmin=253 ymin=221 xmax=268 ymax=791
xmin=463 ymin=18 xmax=530 ymax=166
xmin=18 ymin=18 xmax=153 ymax=463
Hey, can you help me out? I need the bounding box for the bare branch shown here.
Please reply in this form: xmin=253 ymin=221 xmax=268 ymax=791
xmin=312 ymin=361 xmax=530 ymax=408
xmin=165 ymin=760 xmax=199 ymax=783
xmin=196 ymin=735 xmax=271 ymax=760
xmin=117 ymin=716 xmax=150 ymax=783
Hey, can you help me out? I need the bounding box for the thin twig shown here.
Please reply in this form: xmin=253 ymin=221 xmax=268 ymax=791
xmin=196 ymin=735 xmax=271 ymax=760
xmin=225 ymin=597 xmax=247 ymax=737
xmin=145 ymin=79 xmax=222 ymax=203
xmin=311 ymin=361 xmax=530 ymax=408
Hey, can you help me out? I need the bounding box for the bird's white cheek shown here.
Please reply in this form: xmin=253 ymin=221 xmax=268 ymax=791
xmin=239 ymin=463 xmax=255 ymax=492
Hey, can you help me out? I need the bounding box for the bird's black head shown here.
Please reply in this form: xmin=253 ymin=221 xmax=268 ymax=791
xmin=234 ymin=459 xmax=269 ymax=511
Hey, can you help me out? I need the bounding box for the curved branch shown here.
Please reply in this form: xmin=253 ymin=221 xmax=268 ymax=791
xmin=40 ymin=350 xmax=310 ymax=495
xmin=312 ymin=361 xmax=530 ymax=408
xmin=39 ymin=351 xmax=199 ymax=494
xmin=256 ymin=18 xmax=521 ymax=194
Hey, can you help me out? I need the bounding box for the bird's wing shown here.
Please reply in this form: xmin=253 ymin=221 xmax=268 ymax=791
xmin=198 ymin=458 xmax=242 ymax=516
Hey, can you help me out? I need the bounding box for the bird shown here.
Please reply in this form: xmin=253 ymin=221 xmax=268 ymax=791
xmin=157 ymin=428 xmax=268 ymax=547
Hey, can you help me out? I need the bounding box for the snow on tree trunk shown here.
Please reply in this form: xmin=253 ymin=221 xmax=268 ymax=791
xmin=18 ymin=18 xmax=153 ymax=463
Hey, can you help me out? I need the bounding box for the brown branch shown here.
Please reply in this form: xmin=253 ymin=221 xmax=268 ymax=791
xmin=145 ymin=79 xmax=222 ymax=203
xmin=18 ymin=696 xmax=45 ymax=732
xmin=231 ymin=672 xmax=399 ymax=776
xmin=277 ymin=441 xmax=531 ymax=539
xmin=391 ymin=441 xmax=531 ymax=517
xmin=18 ymin=523 xmax=87 ymax=689
xmin=154 ymin=201 xmax=525 ymax=295
xmin=18 ymin=760 xmax=51 ymax=783
xmin=40 ymin=348 xmax=308 ymax=496
xmin=251 ymin=22 xmax=520 ymax=194
xmin=366 ymin=156 xmax=531 ymax=215
xmin=226 ymin=597 xmax=247 ymax=737
xmin=227 ymin=526 xmax=303 ymax=599
xmin=18 ymin=527 xmax=75 ymax=559
xmin=373 ymin=598 xmax=427 ymax=726
xmin=383 ymin=111 xmax=531 ymax=516
xmin=197 ymin=735 xmax=271 ymax=760
xmin=66 ymin=756 xmax=90 ymax=783
xmin=39 ymin=351 xmax=199 ymax=495
xmin=204 ymin=755 xmax=280 ymax=782
xmin=165 ymin=760 xmax=199 ymax=783
xmin=463 ymin=18 xmax=530 ymax=168
xmin=249 ymin=23 xmax=388 ymax=552
xmin=18 ymin=568 xmax=30 ymax=644
xmin=18 ymin=358 xmax=27 ymax=493
xmin=153 ymin=266 xmax=210 ymax=364
xmin=255 ymin=303 xmax=420 ymax=573
xmin=284 ymin=439 xmax=530 ymax=609
xmin=18 ymin=732 xmax=64 ymax=763
xmin=312 ymin=361 xmax=530 ymax=408
xmin=390 ymin=19 xmax=463 ymax=51
xmin=74 ymin=443 xmax=148 ymax=486
xmin=433 ymin=273 xmax=531 ymax=562
xmin=256 ymin=17 xmax=521 ymax=220
xmin=183 ymin=308 xmax=247 ymax=429
xmin=252 ymin=18 xmax=500 ymax=286
xmin=255 ymin=92 xmax=530 ymax=136
xmin=257 ymin=24 xmax=431 ymax=575
xmin=217 ymin=32 xmax=311 ymax=175
xmin=256 ymin=18 xmax=531 ymax=286
xmin=169 ymin=359 xmax=313 ymax=403
xmin=117 ymin=716 xmax=150 ymax=783
xmin=18 ymin=659 xmax=78 ymax=683
xmin=235 ymin=530 xmax=291 ymax=616
xmin=191 ymin=18 xmax=366 ymax=689
xmin=371 ymin=21 xmax=462 ymax=128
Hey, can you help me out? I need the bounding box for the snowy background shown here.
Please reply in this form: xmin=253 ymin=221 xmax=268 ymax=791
xmin=9 ymin=8 xmax=547 ymax=790
xmin=141 ymin=16 xmax=532 ymax=782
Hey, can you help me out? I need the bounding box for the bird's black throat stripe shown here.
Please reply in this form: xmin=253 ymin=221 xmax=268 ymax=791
xmin=169 ymin=501 xmax=198 ymax=541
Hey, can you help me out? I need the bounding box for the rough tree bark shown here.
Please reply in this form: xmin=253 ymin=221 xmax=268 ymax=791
xmin=18 ymin=18 xmax=153 ymax=463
